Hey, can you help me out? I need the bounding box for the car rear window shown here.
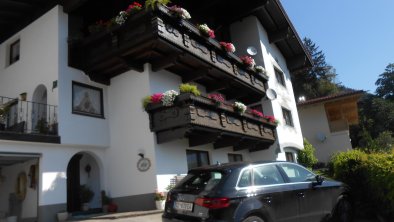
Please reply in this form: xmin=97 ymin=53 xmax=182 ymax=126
xmin=177 ymin=171 xmax=225 ymax=192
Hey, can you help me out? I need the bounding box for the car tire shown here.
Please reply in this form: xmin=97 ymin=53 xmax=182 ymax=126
xmin=242 ymin=216 xmax=264 ymax=222
xmin=332 ymin=197 xmax=352 ymax=222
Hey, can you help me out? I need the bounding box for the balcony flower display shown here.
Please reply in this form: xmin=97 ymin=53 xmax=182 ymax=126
xmin=240 ymin=56 xmax=256 ymax=68
xmin=169 ymin=5 xmax=191 ymax=20
xmin=208 ymin=93 xmax=225 ymax=106
xmin=254 ymin=65 xmax=266 ymax=74
xmin=162 ymin=90 xmax=179 ymax=106
xmin=115 ymin=11 xmax=129 ymax=25
xmin=233 ymin=102 xmax=247 ymax=115
xmin=264 ymin=115 xmax=279 ymax=125
xmin=251 ymin=109 xmax=264 ymax=118
xmin=198 ymin=24 xmax=215 ymax=38
xmin=126 ymin=2 xmax=142 ymax=14
xmin=151 ymin=93 xmax=164 ymax=104
xmin=179 ymin=83 xmax=200 ymax=96
xmin=219 ymin=42 xmax=236 ymax=53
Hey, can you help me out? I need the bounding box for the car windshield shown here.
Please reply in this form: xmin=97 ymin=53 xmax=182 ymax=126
xmin=177 ymin=171 xmax=225 ymax=192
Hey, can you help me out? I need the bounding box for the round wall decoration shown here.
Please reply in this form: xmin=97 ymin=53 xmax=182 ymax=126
xmin=16 ymin=172 xmax=27 ymax=200
xmin=137 ymin=158 xmax=151 ymax=172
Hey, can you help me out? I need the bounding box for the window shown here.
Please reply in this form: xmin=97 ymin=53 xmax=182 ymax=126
xmin=228 ymin=153 xmax=243 ymax=162
xmin=285 ymin=152 xmax=295 ymax=162
xmin=280 ymin=163 xmax=315 ymax=183
xmin=238 ymin=169 xmax=252 ymax=187
xmin=253 ymin=165 xmax=284 ymax=186
xmin=178 ymin=171 xmax=224 ymax=192
xmin=9 ymin=39 xmax=20 ymax=65
xmin=275 ymin=68 xmax=286 ymax=86
xmin=186 ymin=150 xmax=210 ymax=170
xmin=282 ymin=108 xmax=294 ymax=127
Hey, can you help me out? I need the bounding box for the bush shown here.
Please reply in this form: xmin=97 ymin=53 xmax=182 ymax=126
xmin=179 ymin=83 xmax=200 ymax=96
xmin=330 ymin=150 xmax=394 ymax=219
xmin=297 ymin=138 xmax=318 ymax=169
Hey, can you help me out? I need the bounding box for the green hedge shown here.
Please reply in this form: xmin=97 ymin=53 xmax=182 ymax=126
xmin=330 ymin=150 xmax=394 ymax=219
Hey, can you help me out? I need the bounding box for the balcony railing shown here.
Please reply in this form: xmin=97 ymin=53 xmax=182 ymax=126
xmin=69 ymin=4 xmax=269 ymax=104
xmin=145 ymin=93 xmax=276 ymax=152
xmin=0 ymin=96 xmax=60 ymax=143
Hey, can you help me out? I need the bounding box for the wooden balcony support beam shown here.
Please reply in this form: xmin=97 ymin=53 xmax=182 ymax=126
xmin=269 ymin=27 xmax=292 ymax=44
xmin=214 ymin=136 xmax=242 ymax=149
xmin=182 ymin=69 xmax=210 ymax=83
xmin=287 ymin=54 xmax=307 ymax=72
xmin=189 ymin=132 xmax=221 ymax=147
xmin=151 ymin=53 xmax=185 ymax=72
xmin=233 ymin=139 xmax=260 ymax=151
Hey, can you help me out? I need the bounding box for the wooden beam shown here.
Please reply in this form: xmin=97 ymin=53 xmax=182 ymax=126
xmin=0 ymin=0 xmax=37 ymax=10
xmin=287 ymin=55 xmax=307 ymax=72
xmin=61 ymin=0 xmax=88 ymax=13
xmin=269 ymin=27 xmax=292 ymax=44
xmin=249 ymin=141 xmax=272 ymax=152
xmin=151 ymin=54 xmax=184 ymax=72
xmin=214 ymin=136 xmax=242 ymax=149
xmin=233 ymin=139 xmax=259 ymax=151
xmin=156 ymin=128 xmax=188 ymax=144
xmin=119 ymin=56 xmax=144 ymax=72
xmin=182 ymin=69 xmax=209 ymax=83
xmin=188 ymin=132 xmax=221 ymax=147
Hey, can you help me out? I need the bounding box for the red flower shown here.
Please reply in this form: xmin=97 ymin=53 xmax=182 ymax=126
xmin=126 ymin=2 xmax=142 ymax=13
xmin=240 ymin=56 xmax=255 ymax=67
xmin=208 ymin=30 xmax=215 ymax=38
xmin=251 ymin=109 xmax=264 ymax=118
xmin=208 ymin=93 xmax=225 ymax=103
xmin=151 ymin=93 xmax=163 ymax=103
xmin=265 ymin=115 xmax=276 ymax=123
xmin=219 ymin=42 xmax=235 ymax=53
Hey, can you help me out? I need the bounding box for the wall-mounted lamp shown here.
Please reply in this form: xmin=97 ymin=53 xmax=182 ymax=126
xmin=138 ymin=153 xmax=144 ymax=158
xmin=85 ymin=164 xmax=91 ymax=177
xmin=246 ymin=46 xmax=258 ymax=56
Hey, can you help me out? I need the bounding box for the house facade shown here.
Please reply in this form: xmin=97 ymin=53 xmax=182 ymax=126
xmin=0 ymin=0 xmax=311 ymax=221
xmin=297 ymin=91 xmax=364 ymax=163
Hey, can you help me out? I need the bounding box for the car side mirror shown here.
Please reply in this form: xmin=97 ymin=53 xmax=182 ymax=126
xmin=312 ymin=175 xmax=324 ymax=187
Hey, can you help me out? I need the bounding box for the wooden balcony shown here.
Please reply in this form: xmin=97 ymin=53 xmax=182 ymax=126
xmin=145 ymin=93 xmax=276 ymax=152
xmin=68 ymin=5 xmax=269 ymax=104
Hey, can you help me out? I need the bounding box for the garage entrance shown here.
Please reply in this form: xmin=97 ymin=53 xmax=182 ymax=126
xmin=0 ymin=152 xmax=40 ymax=222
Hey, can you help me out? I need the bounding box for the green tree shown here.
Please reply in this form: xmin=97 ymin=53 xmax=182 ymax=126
xmin=375 ymin=63 xmax=394 ymax=101
xmin=297 ymin=138 xmax=318 ymax=168
xmin=292 ymin=38 xmax=341 ymax=100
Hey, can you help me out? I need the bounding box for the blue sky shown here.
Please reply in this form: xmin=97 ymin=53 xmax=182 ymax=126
xmin=281 ymin=0 xmax=394 ymax=93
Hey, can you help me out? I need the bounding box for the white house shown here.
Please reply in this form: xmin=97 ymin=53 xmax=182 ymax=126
xmin=0 ymin=0 xmax=311 ymax=221
xmin=297 ymin=90 xmax=364 ymax=163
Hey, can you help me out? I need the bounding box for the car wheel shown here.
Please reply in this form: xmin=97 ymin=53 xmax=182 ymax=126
xmin=242 ymin=216 xmax=264 ymax=222
xmin=332 ymin=198 xmax=352 ymax=222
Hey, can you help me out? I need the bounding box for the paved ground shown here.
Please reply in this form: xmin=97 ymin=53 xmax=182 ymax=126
xmin=68 ymin=211 xmax=378 ymax=222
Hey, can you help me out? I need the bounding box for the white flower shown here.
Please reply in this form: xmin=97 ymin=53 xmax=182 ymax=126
xmin=162 ymin=90 xmax=179 ymax=106
xmin=255 ymin=65 xmax=266 ymax=74
xmin=198 ymin=24 xmax=210 ymax=33
xmin=180 ymin=8 xmax=191 ymax=19
xmin=115 ymin=11 xmax=128 ymax=25
xmin=234 ymin=102 xmax=247 ymax=115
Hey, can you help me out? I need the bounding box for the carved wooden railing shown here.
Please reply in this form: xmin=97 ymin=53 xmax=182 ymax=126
xmin=145 ymin=93 xmax=276 ymax=152
xmin=69 ymin=5 xmax=269 ymax=104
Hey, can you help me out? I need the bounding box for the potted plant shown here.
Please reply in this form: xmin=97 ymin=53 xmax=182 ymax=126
xmin=19 ymin=92 xmax=27 ymax=101
xmin=155 ymin=192 xmax=166 ymax=210
xmin=56 ymin=211 xmax=69 ymax=222
xmin=80 ymin=185 xmax=94 ymax=211
xmin=101 ymin=190 xmax=111 ymax=213
xmin=35 ymin=118 xmax=49 ymax=134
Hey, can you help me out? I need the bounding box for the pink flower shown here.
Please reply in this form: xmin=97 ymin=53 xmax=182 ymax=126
xmin=265 ymin=115 xmax=276 ymax=123
xmin=240 ymin=56 xmax=256 ymax=67
xmin=208 ymin=93 xmax=225 ymax=103
xmin=208 ymin=30 xmax=215 ymax=38
xmin=251 ymin=109 xmax=264 ymax=118
xmin=219 ymin=42 xmax=236 ymax=53
xmin=151 ymin=93 xmax=163 ymax=103
xmin=126 ymin=2 xmax=142 ymax=13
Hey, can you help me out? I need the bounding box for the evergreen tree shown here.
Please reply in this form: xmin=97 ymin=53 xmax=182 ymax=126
xmin=375 ymin=63 xmax=394 ymax=101
xmin=292 ymin=38 xmax=340 ymax=100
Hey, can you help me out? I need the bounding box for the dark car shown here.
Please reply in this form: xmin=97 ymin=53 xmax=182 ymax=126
xmin=162 ymin=161 xmax=352 ymax=222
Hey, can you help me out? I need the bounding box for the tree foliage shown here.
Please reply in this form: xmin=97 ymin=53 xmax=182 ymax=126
xmin=297 ymin=138 xmax=318 ymax=169
xmin=292 ymin=38 xmax=341 ymax=100
xmin=375 ymin=63 xmax=394 ymax=101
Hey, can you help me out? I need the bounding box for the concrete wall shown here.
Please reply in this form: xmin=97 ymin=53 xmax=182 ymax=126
xmin=230 ymin=16 xmax=304 ymax=159
xmin=298 ymin=103 xmax=353 ymax=163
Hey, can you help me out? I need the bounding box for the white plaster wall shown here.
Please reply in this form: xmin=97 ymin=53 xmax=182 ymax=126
xmin=106 ymin=64 xmax=157 ymax=198
xmin=230 ymin=16 xmax=304 ymax=160
xmin=0 ymin=159 xmax=38 ymax=219
xmin=0 ymin=141 xmax=105 ymax=208
xmin=57 ymin=8 xmax=110 ymax=147
xmin=298 ymin=104 xmax=352 ymax=163
xmin=0 ymin=6 xmax=59 ymax=107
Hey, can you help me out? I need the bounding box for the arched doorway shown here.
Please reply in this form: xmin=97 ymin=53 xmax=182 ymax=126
xmin=31 ymin=85 xmax=47 ymax=132
xmin=66 ymin=152 xmax=101 ymax=212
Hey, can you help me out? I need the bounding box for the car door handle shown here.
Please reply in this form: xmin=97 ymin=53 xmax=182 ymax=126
xmin=297 ymin=192 xmax=305 ymax=198
xmin=262 ymin=196 xmax=272 ymax=203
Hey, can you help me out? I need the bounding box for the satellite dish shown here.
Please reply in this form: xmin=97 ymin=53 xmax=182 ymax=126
xmin=246 ymin=46 xmax=258 ymax=56
xmin=265 ymin=88 xmax=277 ymax=100
xmin=316 ymin=132 xmax=326 ymax=142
